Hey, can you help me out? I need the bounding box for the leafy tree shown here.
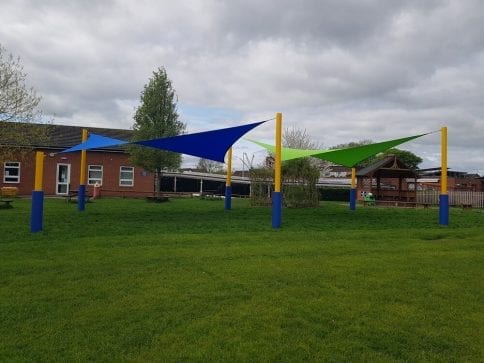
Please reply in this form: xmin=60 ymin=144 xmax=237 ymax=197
xmin=378 ymin=148 xmax=422 ymax=169
xmin=129 ymin=67 xmax=186 ymax=196
xmin=0 ymin=45 xmax=48 ymax=163
xmin=331 ymin=139 xmax=373 ymax=150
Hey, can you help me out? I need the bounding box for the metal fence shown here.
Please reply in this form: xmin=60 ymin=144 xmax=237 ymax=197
xmin=417 ymin=190 xmax=484 ymax=208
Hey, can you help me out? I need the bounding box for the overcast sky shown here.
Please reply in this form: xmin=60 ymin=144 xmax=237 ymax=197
xmin=2 ymin=0 xmax=483 ymax=173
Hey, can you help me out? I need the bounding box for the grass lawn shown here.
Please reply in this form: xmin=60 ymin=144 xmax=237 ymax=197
xmin=1 ymin=197 xmax=483 ymax=361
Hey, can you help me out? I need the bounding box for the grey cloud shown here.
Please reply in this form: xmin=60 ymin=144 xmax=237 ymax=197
xmin=1 ymin=0 xmax=483 ymax=172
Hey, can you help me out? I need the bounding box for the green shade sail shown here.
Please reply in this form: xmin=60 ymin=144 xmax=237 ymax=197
xmin=249 ymin=133 xmax=428 ymax=167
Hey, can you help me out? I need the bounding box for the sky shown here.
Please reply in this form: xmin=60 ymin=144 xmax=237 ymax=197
xmin=1 ymin=0 xmax=483 ymax=174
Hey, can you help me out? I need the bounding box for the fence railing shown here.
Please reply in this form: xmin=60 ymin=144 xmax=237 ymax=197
xmin=417 ymin=190 xmax=484 ymax=208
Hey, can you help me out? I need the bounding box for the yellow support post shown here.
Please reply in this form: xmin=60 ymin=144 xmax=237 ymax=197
xmin=441 ymin=126 xmax=448 ymax=195
xmin=225 ymin=148 xmax=232 ymax=210
xmin=226 ymin=147 xmax=232 ymax=187
xmin=350 ymin=167 xmax=357 ymax=210
xmin=274 ymin=112 xmax=282 ymax=193
xmin=78 ymin=129 xmax=88 ymax=211
xmin=79 ymin=129 xmax=88 ymax=185
xmin=439 ymin=126 xmax=449 ymax=225
xmin=272 ymin=112 xmax=282 ymax=228
xmin=34 ymin=151 xmax=45 ymax=191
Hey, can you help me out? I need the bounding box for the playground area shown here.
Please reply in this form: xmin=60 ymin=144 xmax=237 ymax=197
xmin=1 ymin=197 xmax=483 ymax=361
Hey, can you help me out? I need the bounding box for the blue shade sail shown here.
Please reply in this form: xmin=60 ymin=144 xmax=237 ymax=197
xmin=61 ymin=134 xmax=128 ymax=153
xmin=59 ymin=120 xmax=268 ymax=162
xmin=134 ymin=120 xmax=267 ymax=162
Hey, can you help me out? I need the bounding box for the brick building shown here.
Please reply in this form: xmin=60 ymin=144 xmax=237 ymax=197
xmin=1 ymin=122 xmax=154 ymax=197
xmin=417 ymin=168 xmax=484 ymax=192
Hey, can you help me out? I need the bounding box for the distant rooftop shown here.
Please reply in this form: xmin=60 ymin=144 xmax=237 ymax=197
xmin=0 ymin=121 xmax=133 ymax=150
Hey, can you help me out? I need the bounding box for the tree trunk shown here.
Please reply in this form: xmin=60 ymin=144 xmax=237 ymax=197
xmin=155 ymin=168 xmax=161 ymax=198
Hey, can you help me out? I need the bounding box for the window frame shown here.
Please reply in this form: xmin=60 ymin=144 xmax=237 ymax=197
xmin=87 ymin=165 xmax=103 ymax=185
xmin=119 ymin=166 xmax=134 ymax=187
xmin=3 ymin=162 xmax=21 ymax=183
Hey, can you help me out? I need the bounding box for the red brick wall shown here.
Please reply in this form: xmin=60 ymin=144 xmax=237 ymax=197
xmin=1 ymin=149 xmax=154 ymax=197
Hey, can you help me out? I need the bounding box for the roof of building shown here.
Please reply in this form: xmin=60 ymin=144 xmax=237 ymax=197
xmin=0 ymin=121 xmax=133 ymax=150
xmin=418 ymin=168 xmax=481 ymax=178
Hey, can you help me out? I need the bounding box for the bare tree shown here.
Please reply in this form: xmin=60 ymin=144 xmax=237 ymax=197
xmin=283 ymin=126 xmax=330 ymax=175
xmin=0 ymin=44 xmax=41 ymax=122
xmin=196 ymin=158 xmax=224 ymax=174
xmin=283 ymin=126 xmax=322 ymax=150
xmin=0 ymin=45 xmax=48 ymax=164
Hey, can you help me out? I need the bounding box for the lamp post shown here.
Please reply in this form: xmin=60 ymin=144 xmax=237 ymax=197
xmin=235 ymin=152 xmax=254 ymax=178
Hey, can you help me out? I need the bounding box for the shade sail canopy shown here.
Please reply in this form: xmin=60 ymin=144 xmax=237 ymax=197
xmin=250 ymin=133 xmax=428 ymax=167
xmin=134 ymin=120 xmax=267 ymax=162
xmin=61 ymin=134 xmax=129 ymax=153
xmin=60 ymin=120 xmax=267 ymax=162
xmin=249 ymin=139 xmax=322 ymax=160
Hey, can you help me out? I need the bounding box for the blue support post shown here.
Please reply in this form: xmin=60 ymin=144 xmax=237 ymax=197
xmin=78 ymin=184 xmax=86 ymax=211
xmin=30 ymin=191 xmax=44 ymax=233
xmin=439 ymin=194 xmax=449 ymax=226
xmin=225 ymin=186 xmax=232 ymax=210
xmin=31 ymin=151 xmax=45 ymax=233
xmin=350 ymin=188 xmax=357 ymax=211
xmin=272 ymin=191 xmax=282 ymax=228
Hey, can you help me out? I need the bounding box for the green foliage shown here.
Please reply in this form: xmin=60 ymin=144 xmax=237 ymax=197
xmin=249 ymin=167 xmax=273 ymax=206
xmin=0 ymin=198 xmax=483 ymax=361
xmin=331 ymin=139 xmax=373 ymax=150
xmin=282 ymin=158 xmax=320 ymax=208
xmin=249 ymin=159 xmax=320 ymax=208
xmin=128 ymin=67 xmax=186 ymax=172
xmin=357 ymin=148 xmax=423 ymax=169
xmin=380 ymin=148 xmax=423 ymax=169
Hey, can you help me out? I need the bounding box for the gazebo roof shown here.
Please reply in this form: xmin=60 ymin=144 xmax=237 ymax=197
xmin=356 ymin=155 xmax=418 ymax=179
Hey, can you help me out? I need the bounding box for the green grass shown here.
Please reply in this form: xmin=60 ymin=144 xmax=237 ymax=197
xmin=1 ymin=197 xmax=483 ymax=362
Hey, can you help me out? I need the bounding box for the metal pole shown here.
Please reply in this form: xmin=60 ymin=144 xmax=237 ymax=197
xmin=225 ymin=147 xmax=232 ymax=210
xmin=439 ymin=126 xmax=449 ymax=225
xmin=272 ymin=112 xmax=282 ymax=228
xmin=78 ymin=129 xmax=88 ymax=211
xmin=31 ymin=151 xmax=45 ymax=232
xmin=350 ymin=167 xmax=357 ymax=210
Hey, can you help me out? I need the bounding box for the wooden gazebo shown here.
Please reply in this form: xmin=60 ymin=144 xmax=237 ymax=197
xmin=356 ymin=155 xmax=418 ymax=205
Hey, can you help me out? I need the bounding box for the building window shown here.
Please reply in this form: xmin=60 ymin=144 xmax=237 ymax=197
xmin=3 ymin=162 xmax=20 ymax=183
xmin=119 ymin=166 xmax=134 ymax=186
xmin=88 ymin=165 xmax=103 ymax=185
